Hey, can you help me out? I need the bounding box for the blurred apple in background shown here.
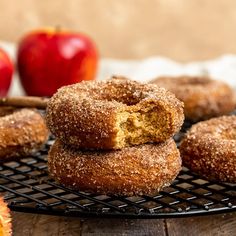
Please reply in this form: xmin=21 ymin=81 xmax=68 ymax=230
xmin=17 ymin=28 xmax=98 ymax=96
xmin=0 ymin=48 xmax=14 ymax=97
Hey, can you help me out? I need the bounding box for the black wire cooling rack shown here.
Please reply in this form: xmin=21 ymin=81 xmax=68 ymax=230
xmin=0 ymin=122 xmax=235 ymax=219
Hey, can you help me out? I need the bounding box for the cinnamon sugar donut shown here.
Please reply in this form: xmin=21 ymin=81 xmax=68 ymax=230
xmin=48 ymin=139 xmax=181 ymax=196
xmin=180 ymin=115 xmax=236 ymax=183
xmin=151 ymin=76 xmax=236 ymax=121
xmin=46 ymin=76 xmax=184 ymax=150
xmin=0 ymin=108 xmax=48 ymax=162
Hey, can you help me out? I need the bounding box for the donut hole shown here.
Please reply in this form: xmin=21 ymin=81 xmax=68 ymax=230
xmin=100 ymin=90 xmax=145 ymax=106
xmin=178 ymin=77 xmax=210 ymax=86
xmin=95 ymin=79 xmax=147 ymax=106
xmin=106 ymin=96 xmax=141 ymax=106
xmin=115 ymin=105 xmax=172 ymax=147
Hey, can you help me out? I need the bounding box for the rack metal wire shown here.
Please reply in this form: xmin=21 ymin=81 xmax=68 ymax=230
xmin=0 ymin=121 xmax=235 ymax=219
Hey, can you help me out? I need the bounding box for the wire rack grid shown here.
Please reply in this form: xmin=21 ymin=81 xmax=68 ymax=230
xmin=0 ymin=121 xmax=235 ymax=219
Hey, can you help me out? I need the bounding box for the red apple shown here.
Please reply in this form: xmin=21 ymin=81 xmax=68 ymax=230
xmin=0 ymin=48 xmax=14 ymax=97
xmin=17 ymin=28 xmax=98 ymax=96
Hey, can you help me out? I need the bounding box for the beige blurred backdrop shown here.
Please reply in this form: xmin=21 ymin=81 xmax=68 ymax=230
xmin=0 ymin=0 xmax=236 ymax=61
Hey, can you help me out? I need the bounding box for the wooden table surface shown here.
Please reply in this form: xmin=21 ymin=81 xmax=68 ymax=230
xmin=12 ymin=211 xmax=236 ymax=236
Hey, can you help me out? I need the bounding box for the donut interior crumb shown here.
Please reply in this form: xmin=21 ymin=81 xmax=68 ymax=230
xmin=115 ymin=104 xmax=171 ymax=148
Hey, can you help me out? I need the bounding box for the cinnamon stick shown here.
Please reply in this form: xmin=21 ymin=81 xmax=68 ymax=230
xmin=0 ymin=96 xmax=49 ymax=109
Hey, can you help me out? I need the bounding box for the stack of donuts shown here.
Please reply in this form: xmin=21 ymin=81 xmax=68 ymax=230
xmin=46 ymin=76 xmax=185 ymax=196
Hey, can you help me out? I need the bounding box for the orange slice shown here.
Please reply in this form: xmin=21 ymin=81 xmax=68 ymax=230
xmin=0 ymin=197 xmax=11 ymax=236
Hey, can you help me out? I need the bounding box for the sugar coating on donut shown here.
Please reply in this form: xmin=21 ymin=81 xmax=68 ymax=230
xmin=48 ymin=139 xmax=181 ymax=196
xmin=180 ymin=115 xmax=236 ymax=183
xmin=0 ymin=108 xmax=49 ymax=161
xmin=46 ymin=76 xmax=184 ymax=150
xmin=151 ymin=76 xmax=236 ymax=121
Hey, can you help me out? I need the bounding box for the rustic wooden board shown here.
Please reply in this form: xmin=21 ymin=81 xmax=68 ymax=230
xmin=12 ymin=212 xmax=82 ymax=236
xmin=12 ymin=212 xmax=236 ymax=236
xmin=81 ymin=218 xmax=166 ymax=236
xmin=166 ymin=212 xmax=236 ymax=236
